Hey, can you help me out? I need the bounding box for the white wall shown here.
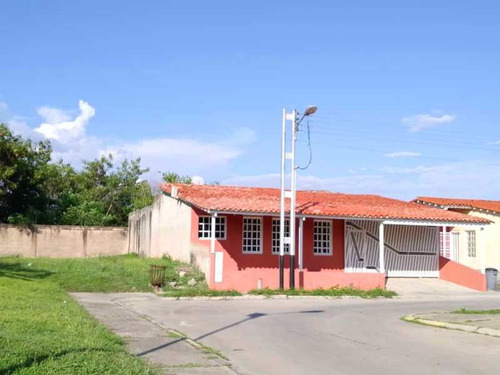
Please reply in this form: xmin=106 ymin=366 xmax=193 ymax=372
xmin=128 ymin=194 xmax=192 ymax=261
xmin=451 ymin=211 xmax=500 ymax=272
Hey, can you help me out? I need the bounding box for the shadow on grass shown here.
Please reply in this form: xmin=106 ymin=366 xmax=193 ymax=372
xmin=0 ymin=262 xmax=53 ymax=281
xmin=0 ymin=347 xmax=123 ymax=375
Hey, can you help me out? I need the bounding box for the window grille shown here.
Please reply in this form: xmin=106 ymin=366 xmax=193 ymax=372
xmin=243 ymin=217 xmax=262 ymax=253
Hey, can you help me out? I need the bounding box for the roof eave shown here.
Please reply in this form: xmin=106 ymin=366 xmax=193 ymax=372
xmin=204 ymin=209 xmax=489 ymax=226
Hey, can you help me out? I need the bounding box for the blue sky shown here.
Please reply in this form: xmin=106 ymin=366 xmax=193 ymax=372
xmin=1 ymin=1 xmax=499 ymax=199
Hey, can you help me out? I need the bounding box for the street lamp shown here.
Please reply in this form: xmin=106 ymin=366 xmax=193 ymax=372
xmin=279 ymin=105 xmax=318 ymax=290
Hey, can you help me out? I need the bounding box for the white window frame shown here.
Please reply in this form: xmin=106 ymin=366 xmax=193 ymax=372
xmin=242 ymin=217 xmax=263 ymax=254
xmin=313 ymin=220 xmax=333 ymax=256
xmin=272 ymin=218 xmax=290 ymax=255
xmin=466 ymin=230 xmax=476 ymax=258
xmin=198 ymin=216 xmax=227 ymax=240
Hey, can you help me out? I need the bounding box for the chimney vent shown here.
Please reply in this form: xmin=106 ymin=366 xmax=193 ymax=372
xmin=171 ymin=186 xmax=178 ymax=198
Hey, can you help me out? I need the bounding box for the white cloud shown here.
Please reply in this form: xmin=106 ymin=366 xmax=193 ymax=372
xmin=384 ymin=151 xmax=421 ymax=158
xmin=222 ymin=173 xmax=387 ymax=193
xmin=488 ymin=140 xmax=500 ymax=145
xmin=223 ymin=160 xmax=500 ymax=200
xmin=223 ymin=173 xmax=281 ymax=187
xmin=35 ymin=100 xmax=95 ymax=142
xmin=6 ymin=117 xmax=33 ymax=137
xmin=105 ymin=137 xmax=242 ymax=171
xmin=402 ymin=113 xmax=455 ymax=132
xmin=191 ymin=176 xmax=205 ymax=185
xmin=37 ymin=106 xmax=72 ymax=124
xmin=2 ymin=100 xmax=257 ymax=177
xmin=0 ymin=102 xmax=40 ymax=140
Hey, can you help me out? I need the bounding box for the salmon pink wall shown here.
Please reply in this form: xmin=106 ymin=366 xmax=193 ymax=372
xmin=439 ymin=256 xmax=486 ymax=291
xmin=190 ymin=208 xmax=386 ymax=292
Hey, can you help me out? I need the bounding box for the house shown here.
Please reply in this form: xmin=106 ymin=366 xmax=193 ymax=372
xmin=128 ymin=184 xmax=490 ymax=292
xmin=414 ymin=197 xmax=500 ymax=276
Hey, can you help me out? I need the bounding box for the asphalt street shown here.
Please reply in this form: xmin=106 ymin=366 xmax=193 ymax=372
xmin=75 ymin=290 xmax=500 ymax=375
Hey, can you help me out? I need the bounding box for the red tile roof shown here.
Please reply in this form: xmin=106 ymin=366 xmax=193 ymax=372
xmin=161 ymin=184 xmax=489 ymax=224
xmin=415 ymin=197 xmax=500 ymax=214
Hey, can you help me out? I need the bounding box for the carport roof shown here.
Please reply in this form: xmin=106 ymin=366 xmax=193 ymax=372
xmin=161 ymin=184 xmax=489 ymax=225
xmin=415 ymin=197 xmax=500 ymax=215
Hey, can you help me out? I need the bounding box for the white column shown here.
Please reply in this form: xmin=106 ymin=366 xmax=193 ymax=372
xmin=279 ymin=108 xmax=286 ymax=258
xmin=298 ymin=218 xmax=304 ymax=271
xmin=210 ymin=213 xmax=216 ymax=254
xmin=290 ymin=109 xmax=297 ymax=258
xmin=379 ymin=222 xmax=385 ymax=273
xmin=442 ymin=225 xmax=448 ymax=258
xmin=479 ymin=227 xmax=486 ymax=274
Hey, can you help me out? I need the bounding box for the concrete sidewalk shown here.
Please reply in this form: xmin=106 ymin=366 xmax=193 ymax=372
xmin=72 ymin=293 xmax=240 ymax=375
xmin=404 ymin=311 xmax=500 ymax=338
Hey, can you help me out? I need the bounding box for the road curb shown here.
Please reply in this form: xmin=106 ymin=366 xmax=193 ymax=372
xmin=403 ymin=314 xmax=500 ymax=338
xmin=156 ymin=294 xmax=392 ymax=301
xmin=113 ymin=299 xmax=234 ymax=368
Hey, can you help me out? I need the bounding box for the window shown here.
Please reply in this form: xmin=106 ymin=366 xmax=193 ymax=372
xmin=440 ymin=232 xmax=450 ymax=257
xmin=272 ymin=218 xmax=290 ymax=254
xmin=198 ymin=216 xmax=226 ymax=239
xmin=242 ymin=217 xmax=262 ymax=253
xmin=467 ymin=230 xmax=476 ymax=258
xmin=313 ymin=220 xmax=332 ymax=255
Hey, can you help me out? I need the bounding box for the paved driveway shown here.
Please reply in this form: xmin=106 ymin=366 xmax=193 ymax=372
xmin=75 ymin=292 xmax=500 ymax=375
xmin=385 ymin=278 xmax=485 ymax=298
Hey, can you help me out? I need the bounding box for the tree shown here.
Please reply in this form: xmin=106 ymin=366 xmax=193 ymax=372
xmin=60 ymin=155 xmax=153 ymax=226
xmin=0 ymin=124 xmax=154 ymax=226
xmin=0 ymin=124 xmax=53 ymax=224
xmin=162 ymin=171 xmax=192 ymax=184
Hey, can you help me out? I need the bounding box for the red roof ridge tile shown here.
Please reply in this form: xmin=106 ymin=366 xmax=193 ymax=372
xmin=414 ymin=196 xmax=500 ymax=214
xmin=159 ymin=184 xmax=490 ymax=224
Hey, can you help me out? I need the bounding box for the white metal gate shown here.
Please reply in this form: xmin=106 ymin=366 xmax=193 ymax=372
xmin=345 ymin=220 xmax=439 ymax=277
xmin=345 ymin=225 xmax=379 ymax=273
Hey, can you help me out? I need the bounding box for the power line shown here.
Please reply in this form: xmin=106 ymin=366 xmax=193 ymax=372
xmin=295 ymin=138 xmax=500 ymax=167
xmin=297 ymin=118 xmax=312 ymax=170
xmin=305 ymin=128 xmax=500 ymax=154
xmin=308 ymin=117 xmax=499 ymax=143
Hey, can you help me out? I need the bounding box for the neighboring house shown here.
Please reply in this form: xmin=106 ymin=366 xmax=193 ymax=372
xmin=129 ymin=184 xmax=489 ymax=292
xmin=414 ymin=197 xmax=500 ymax=274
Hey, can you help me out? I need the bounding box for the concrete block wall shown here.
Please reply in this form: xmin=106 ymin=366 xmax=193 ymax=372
xmin=0 ymin=224 xmax=128 ymax=258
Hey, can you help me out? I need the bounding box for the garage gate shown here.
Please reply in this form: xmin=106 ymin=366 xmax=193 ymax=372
xmin=345 ymin=220 xmax=440 ymax=277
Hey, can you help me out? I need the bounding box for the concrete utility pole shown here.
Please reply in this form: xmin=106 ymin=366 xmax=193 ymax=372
xmin=280 ymin=106 xmax=317 ymax=290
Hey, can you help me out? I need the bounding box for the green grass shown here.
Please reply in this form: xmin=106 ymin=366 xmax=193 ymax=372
xmin=452 ymin=308 xmax=500 ymax=315
xmin=161 ymin=289 xmax=242 ymax=298
xmin=0 ymin=271 xmax=158 ymax=375
xmin=247 ymin=286 xmax=397 ymax=298
xmin=0 ymin=254 xmax=206 ymax=292
xmin=160 ymin=286 xmax=396 ymax=298
xmin=161 ymin=286 xmax=397 ymax=298
xmin=0 ymin=255 xmax=395 ymax=374
xmin=0 ymin=254 xmax=210 ymax=374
